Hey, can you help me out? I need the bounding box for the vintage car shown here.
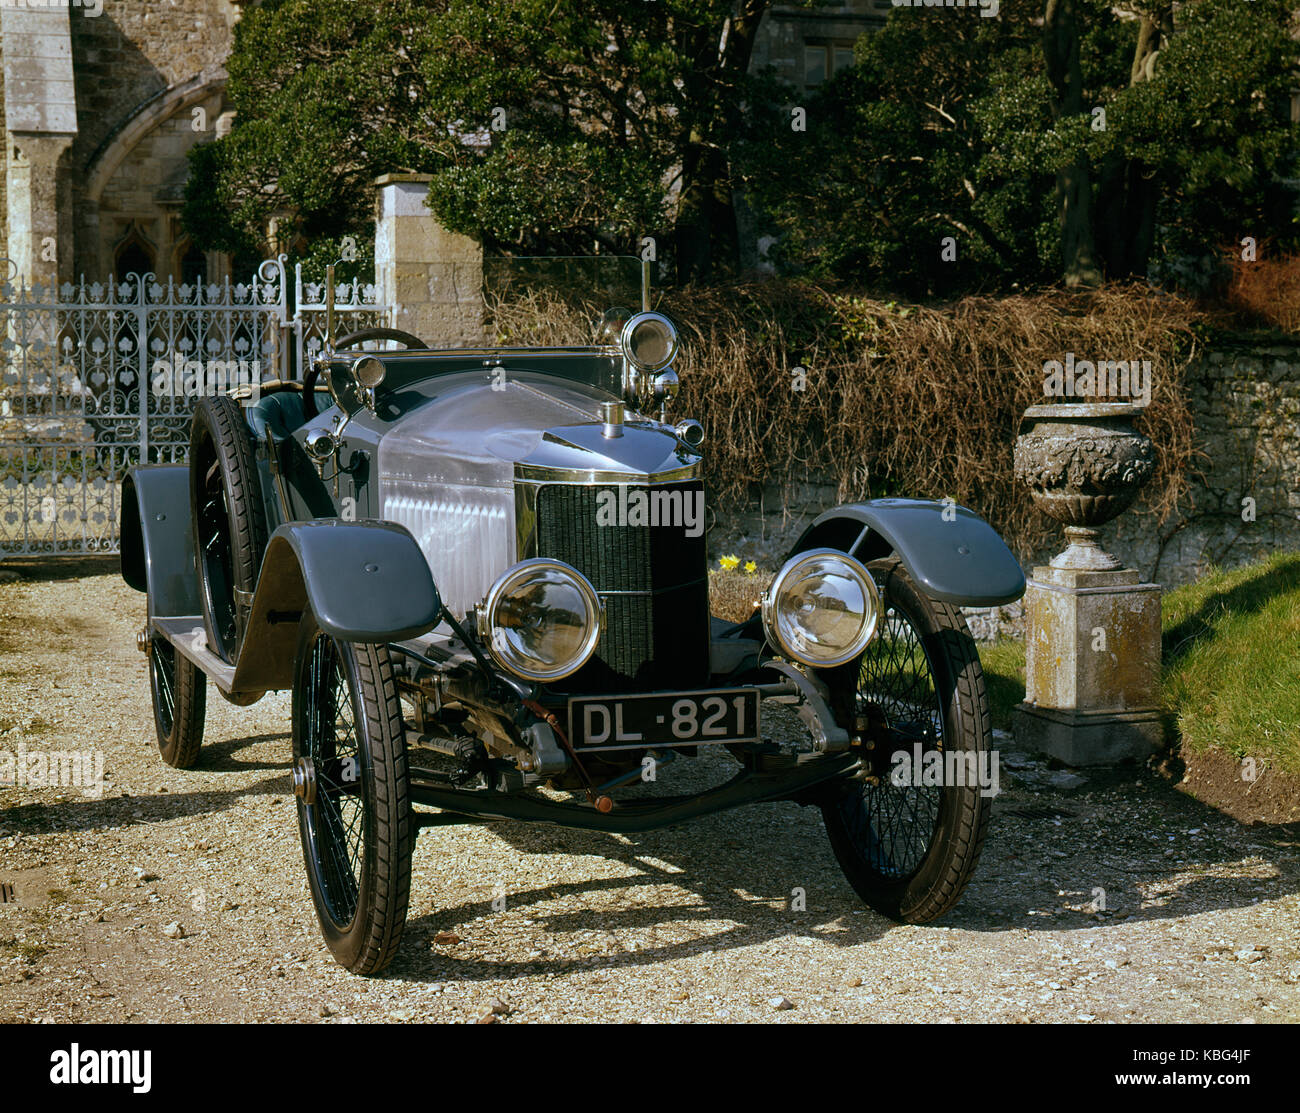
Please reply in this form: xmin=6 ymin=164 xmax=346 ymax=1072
xmin=120 ymin=264 xmax=1026 ymax=974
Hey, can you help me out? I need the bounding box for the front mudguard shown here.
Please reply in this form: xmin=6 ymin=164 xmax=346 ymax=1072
xmin=258 ymin=520 xmax=441 ymax=643
xmin=230 ymin=520 xmax=443 ymax=693
xmin=787 ymin=498 xmax=1025 ymax=607
xmin=123 ymin=474 xmax=442 ymax=695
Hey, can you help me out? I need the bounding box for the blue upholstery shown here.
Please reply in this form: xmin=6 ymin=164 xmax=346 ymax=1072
xmin=246 ymin=389 xmax=332 ymax=442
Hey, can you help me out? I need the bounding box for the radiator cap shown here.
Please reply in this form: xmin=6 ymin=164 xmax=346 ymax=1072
xmin=600 ymin=400 xmax=625 ymax=438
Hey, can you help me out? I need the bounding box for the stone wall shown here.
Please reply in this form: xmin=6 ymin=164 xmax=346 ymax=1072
xmin=0 ymin=1 xmax=236 ymax=283
xmin=749 ymin=1 xmax=888 ymax=84
xmin=68 ymin=0 xmax=238 ymax=281
xmin=1103 ymin=342 xmax=1300 ymax=585
xmin=706 ymin=340 xmax=1300 ymax=613
xmin=0 ymin=0 xmax=236 ymax=283
xmin=90 ymin=83 xmax=229 ymax=278
xmin=68 ymin=0 xmax=237 ymax=172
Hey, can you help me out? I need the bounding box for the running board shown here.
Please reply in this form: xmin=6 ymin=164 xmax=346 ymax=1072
xmin=152 ymin=617 xmax=237 ymax=694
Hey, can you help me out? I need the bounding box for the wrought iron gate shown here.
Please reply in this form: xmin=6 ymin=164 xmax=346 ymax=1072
xmin=0 ymin=257 xmax=382 ymax=557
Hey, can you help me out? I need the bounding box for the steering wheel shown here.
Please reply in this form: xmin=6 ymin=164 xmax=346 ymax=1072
xmin=302 ymin=327 xmax=429 ymax=419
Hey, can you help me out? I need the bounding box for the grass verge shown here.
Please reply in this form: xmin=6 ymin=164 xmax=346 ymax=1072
xmin=1160 ymin=551 xmax=1300 ymax=778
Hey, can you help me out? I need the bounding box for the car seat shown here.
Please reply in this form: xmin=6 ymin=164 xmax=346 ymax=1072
xmin=245 ymin=385 xmax=334 ymax=443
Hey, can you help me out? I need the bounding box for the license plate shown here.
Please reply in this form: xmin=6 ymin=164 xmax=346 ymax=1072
xmin=568 ymin=689 xmax=761 ymax=751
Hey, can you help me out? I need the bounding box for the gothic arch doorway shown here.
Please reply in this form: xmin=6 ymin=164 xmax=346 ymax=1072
xmin=112 ymin=226 xmax=156 ymax=282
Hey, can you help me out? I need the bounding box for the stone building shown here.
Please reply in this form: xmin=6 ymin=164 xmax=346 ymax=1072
xmin=0 ymin=0 xmax=887 ymax=289
xmin=752 ymin=1 xmax=890 ymax=90
xmin=1 ymin=0 xmax=241 ymax=289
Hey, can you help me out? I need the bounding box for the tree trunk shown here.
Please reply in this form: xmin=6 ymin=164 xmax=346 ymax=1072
xmin=1094 ymin=7 xmax=1170 ymax=277
xmin=675 ymin=0 xmax=767 ymax=284
xmin=1043 ymin=0 xmax=1103 ymax=287
xmin=677 ymin=131 xmax=735 ymax=284
xmin=1123 ymin=9 xmax=1171 ymax=272
xmin=1129 ymin=10 xmax=1171 ymax=87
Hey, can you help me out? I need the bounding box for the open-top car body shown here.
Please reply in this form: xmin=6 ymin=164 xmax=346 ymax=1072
xmin=120 ymin=264 xmax=1026 ymax=974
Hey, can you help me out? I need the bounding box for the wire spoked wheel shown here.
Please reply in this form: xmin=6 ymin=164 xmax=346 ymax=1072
xmin=846 ymin=609 xmax=944 ymax=880
xmin=292 ymin=614 xmax=413 ymax=975
xmin=148 ymin=634 xmax=206 ymax=768
xmin=821 ymin=557 xmax=992 ymax=923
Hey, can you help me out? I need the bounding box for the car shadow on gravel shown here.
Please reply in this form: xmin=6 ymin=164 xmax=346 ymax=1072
xmin=197 ymin=733 xmax=292 ymax=772
xmin=388 ymin=799 xmax=907 ymax=983
xmin=382 ymin=760 xmax=1300 ymax=984
xmin=0 ymin=772 xmax=289 ymax=835
xmin=393 ymin=871 xmax=886 ymax=984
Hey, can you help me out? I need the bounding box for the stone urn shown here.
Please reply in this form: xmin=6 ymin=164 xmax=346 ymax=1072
xmin=1013 ymin=402 xmax=1155 ymax=571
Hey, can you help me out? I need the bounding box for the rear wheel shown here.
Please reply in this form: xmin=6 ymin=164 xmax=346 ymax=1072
xmin=291 ymin=614 xmax=413 ymax=975
xmin=148 ymin=636 xmax=206 ymax=768
xmin=190 ymin=395 xmax=267 ymax=664
xmin=820 ymin=557 xmax=992 ymax=923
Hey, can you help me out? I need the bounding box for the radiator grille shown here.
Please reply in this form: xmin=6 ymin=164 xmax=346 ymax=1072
xmin=534 ymin=482 xmax=709 ymax=692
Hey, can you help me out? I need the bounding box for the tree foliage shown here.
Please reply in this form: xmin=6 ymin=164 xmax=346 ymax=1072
xmin=187 ymin=0 xmax=1299 ymax=294
xmin=184 ymin=0 xmax=785 ymax=281
xmin=738 ymin=0 xmax=1300 ymax=295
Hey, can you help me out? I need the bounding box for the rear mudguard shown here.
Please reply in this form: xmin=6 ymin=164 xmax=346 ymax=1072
xmin=123 ymin=467 xmax=441 ymax=693
xmin=787 ymin=498 xmax=1025 ymax=607
xmin=121 ymin=465 xmax=200 ymax=618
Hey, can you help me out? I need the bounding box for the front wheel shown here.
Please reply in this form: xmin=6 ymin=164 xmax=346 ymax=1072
xmin=819 ymin=557 xmax=992 ymax=923
xmin=291 ymin=614 xmax=413 ymax=975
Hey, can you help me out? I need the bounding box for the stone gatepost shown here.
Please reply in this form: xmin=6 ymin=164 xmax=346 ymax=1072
xmin=374 ymin=173 xmax=484 ymax=347
xmin=6 ymin=135 xmax=74 ymax=288
xmin=1012 ymin=403 xmax=1165 ymax=766
xmin=2 ymin=2 xmax=78 ymax=287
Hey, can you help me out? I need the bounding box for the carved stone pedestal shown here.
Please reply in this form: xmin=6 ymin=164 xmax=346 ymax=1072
xmin=1014 ymin=565 xmax=1164 ymax=766
xmin=1012 ymin=402 xmax=1164 ymax=766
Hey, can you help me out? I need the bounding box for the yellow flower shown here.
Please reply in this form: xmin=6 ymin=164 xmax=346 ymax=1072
xmin=744 ymin=560 xmax=757 ymax=574
xmin=719 ymin=554 xmax=740 ymax=571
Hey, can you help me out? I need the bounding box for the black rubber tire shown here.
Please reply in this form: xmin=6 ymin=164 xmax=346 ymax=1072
xmin=292 ymin=614 xmax=413 ymax=975
xmin=148 ymin=636 xmax=206 ymax=768
xmin=820 ymin=557 xmax=992 ymax=924
xmin=189 ymin=396 xmax=268 ymax=664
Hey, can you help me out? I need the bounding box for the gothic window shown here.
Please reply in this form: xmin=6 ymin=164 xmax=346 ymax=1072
xmin=803 ymin=40 xmax=857 ymax=88
xmin=113 ymin=230 xmax=155 ymax=281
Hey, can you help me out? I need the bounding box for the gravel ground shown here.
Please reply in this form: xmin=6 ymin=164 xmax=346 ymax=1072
xmin=1 ymin=563 xmax=1298 ymax=1024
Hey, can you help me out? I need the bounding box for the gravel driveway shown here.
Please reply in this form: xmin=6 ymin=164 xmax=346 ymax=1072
xmin=1 ymin=562 xmax=1297 ymax=1023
